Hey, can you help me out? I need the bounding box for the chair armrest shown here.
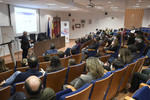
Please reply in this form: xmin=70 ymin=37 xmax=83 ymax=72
xmin=88 ymin=49 xmax=96 ymax=51
xmin=124 ymin=96 xmax=135 ymax=100
xmin=66 ymin=85 xmax=76 ymax=92
xmin=139 ymin=83 xmax=150 ymax=89
xmin=124 ymin=45 xmax=128 ymax=48
xmin=106 ymin=50 xmax=115 ymax=53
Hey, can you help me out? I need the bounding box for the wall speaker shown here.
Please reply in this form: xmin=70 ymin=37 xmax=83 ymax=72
xmin=69 ymin=13 xmax=71 ymax=17
xmin=105 ymin=12 xmax=108 ymax=15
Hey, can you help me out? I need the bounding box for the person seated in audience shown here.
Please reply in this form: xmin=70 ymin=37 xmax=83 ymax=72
xmin=8 ymin=76 xmax=56 ymax=100
xmin=105 ymin=38 xmax=119 ymax=52
xmin=117 ymin=48 xmax=133 ymax=65
xmin=58 ymin=51 xmax=65 ymax=58
xmin=63 ymin=57 xmax=104 ymax=90
xmin=45 ymin=43 xmax=58 ymax=55
xmin=0 ymin=56 xmax=43 ymax=86
xmin=129 ymin=68 xmax=150 ymax=93
xmin=126 ymin=33 xmax=135 ymax=45
xmin=128 ymin=44 xmax=140 ymax=60
xmin=46 ymin=55 xmax=63 ymax=73
xmin=71 ymin=48 xmax=77 ymax=55
xmin=21 ymin=58 xmax=28 ymax=67
xmin=68 ymin=59 xmax=76 ymax=66
xmin=134 ymin=31 xmax=145 ymax=51
xmin=110 ymin=60 xmax=124 ymax=71
xmin=44 ymin=54 xmax=51 ymax=62
xmin=0 ymin=57 xmax=9 ymax=73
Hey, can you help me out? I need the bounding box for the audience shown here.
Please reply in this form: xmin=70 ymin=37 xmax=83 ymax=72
xmin=128 ymin=44 xmax=140 ymax=60
xmin=117 ymin=48 xmax=133 ymax=65
xmin=64 ymin=57 xmax=104 ymax=89
xmin=68 ymin=59 xmax=76 ymax=66
xmin=45 ymin=43 xmax=58 ymax=55
xmin=8 ymin=76 xmax=56 ymax=100
xmin=105 ymin=38 xmax=119 ymax=51
xmin=110 ymin=60 xmax=124 ymax=71
xmin=58 ymin=51 xmax=65 ymax=58
xmin=0 ymin=56 xmax=43 ymax=86
xmin=46 ymin=55 xmax=63 ymax=73
xmin=0 ymin=57 xmax=9 ymax=73
xmin=44 ymin=54 xmax=51 ymax=62
xmin=21 ymin=58 xmax=28 ymax=67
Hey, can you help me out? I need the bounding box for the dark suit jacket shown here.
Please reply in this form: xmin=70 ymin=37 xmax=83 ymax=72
xmin=20 ymin=35 xmax=30 ymax=50
xmin=12 ymin=69 xmax=42 ymax=84
xmin=107 ymin=45 xmax=118 ymax=51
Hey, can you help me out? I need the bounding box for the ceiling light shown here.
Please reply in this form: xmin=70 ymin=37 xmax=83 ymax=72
xmin=147 ymin=5 xmax=150 ymax=8
xmin=136 ymin=3 xmax=139 ymax=6
xmin=47 ymin=3 xmax=57 ymax=6
xmin=61 ymin=7 xmax=69 ymax=8
xmin=95 ymin=6 xmax=103 ymax=9
xmin=108 ymin=1 xmax=111 ymax=3
xmin=71 ymin=9 xmax=78 ymax=10
xmin=138 ymin=0 xmax=142 ymax=2
xmin=133 ymin=6 xmax=140 ymax=8
xmin=0 ymin=0 xmax=3 ymax=2
xmin=111 ymin=7 xmax=118 ymax=9
xmin=111 ymin=5 xmax=114 ymax=6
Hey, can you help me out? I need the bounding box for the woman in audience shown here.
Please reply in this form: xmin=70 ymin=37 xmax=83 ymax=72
xmin=68 ymin=59 xmax=76 ymax=66
xmin=0 ymin=57 xmax=9 ymax=73
xmin=105 ymin=38 xmax=119 ymax=51
xmin=117 ymin=48 xmax=133 ymax=65
xmin=64 ymin=57 xmax=104 ymax=89
xmin=46 ymin=55 xmax=63 ymax=73
xmin=128 ymin=44 xmax=140 ymax=60
xmin=110 ymin=60 xmax=124 ymax=71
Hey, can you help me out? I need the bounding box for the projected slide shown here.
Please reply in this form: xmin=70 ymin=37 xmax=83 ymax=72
xmin=15 ymin=7 xmax=37 ymax=34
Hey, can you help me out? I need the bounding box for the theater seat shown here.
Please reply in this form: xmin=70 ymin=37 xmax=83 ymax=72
xmin=0 ymin=86 xmax=11 ymax=100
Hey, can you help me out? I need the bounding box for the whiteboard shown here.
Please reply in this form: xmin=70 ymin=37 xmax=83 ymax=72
xmin=0 ymin=26 xmax=15 ymax=44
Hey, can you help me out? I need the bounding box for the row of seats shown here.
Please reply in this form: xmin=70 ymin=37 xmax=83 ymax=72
xmin=56 ymin=56 xmax=145 ymax=100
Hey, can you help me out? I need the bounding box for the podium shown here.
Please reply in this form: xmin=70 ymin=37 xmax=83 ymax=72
xmin=0 ymin=40 xmax=16 ymax=65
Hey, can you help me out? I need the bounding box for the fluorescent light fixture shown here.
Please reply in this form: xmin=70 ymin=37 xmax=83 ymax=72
xmin=147 ymin=5 xmax=150 ymax=8
xmin=61 ymin=7 xmax=69 ymax=8
xmin=95 ymin=6 xmax=103 ymax=9
xmin=111 ymin=5 xmax=114 ymax=6
xmin=108 ymin=1 xmax=111 ymax=3
xmin=0 ymin=0 xmax=3 ymax=2
xmin=136 ymin=3 xmax=139 ymax=5
xmin=138 ymin=0 xmax=142 ymax=2
xmin=47 ymin=3 xmax=57 ymax=6
xmin=111 ymin=6 xmax=118 ymax=9
xmin=71 ymin=9 xmax=78 ymax=10
xmin=133 ymin=5 xmax=140 ymax=8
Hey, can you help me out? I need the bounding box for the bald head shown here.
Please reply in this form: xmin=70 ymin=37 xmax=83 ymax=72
xmin=25 ymin=76 xmax=42 ymax=96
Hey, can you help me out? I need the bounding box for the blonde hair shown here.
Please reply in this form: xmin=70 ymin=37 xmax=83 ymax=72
xmin=86 ymin=57 xmax=104 ymax=79
xmin=0 ymin=58 xmax=8 ymax=71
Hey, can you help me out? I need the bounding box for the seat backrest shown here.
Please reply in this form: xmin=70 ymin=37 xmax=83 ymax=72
xmin=0 ymin=86 xmax=11 ymax=100
xmin=0 ymin=69 xmax=14 ymax=82
xmin=71 ymin=53 xmax=83 ymax=64
xmin=60 ymin=56 xmax=70 ymax=68
xmin=133 ymin=56 xmax=145 ymax=73
xmin=37 ymin=56 xmax=45 ymax=63
xmin=99 ymin=54 xmax=111 ymax=63
xmin=90 ymin=73 xmax=114 ymax=100
xmin=119 ymin=62 xmax=137 ymax=91
xmin=5 ymin=61 xmax=15 ymax=70
xmin=104 ymin=67 xmax=127 ymax=100
xmin=45 ymin=68 xmax=67 ymax=93
xmin=38 ymin=61 xmax=51 ymax=71
xmin=66 ymin=62 xmax=85 ymax=84
xmin=132 ymin=86 xmax=150 ymax=100
xmin=16 ymin=60 xmax=22 ymax=68
xmin=16 ymin=66 xmax=29 ymax=72
xmin=62 ymin=84 xmax=93 ymax=100
xmin=49 ymin=53 xmax=58 ymax=57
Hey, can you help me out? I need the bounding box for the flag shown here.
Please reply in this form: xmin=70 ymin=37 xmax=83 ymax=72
xmin=52 ymin=21 xmax=55 ymax=38
xmin=47 ymin=17 xmax=50 ymax=37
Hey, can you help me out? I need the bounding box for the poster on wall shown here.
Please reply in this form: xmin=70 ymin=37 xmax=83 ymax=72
xmin=61 ymin=21 xmax=69 ymax=42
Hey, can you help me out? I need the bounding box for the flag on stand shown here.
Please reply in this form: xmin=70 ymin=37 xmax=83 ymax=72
xmin=52 ymin=21 xmax=55 ymax=38
xmin=47 ymin=17 xmax=50 ymax=37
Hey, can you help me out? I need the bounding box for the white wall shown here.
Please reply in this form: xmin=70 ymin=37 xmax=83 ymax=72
xmin=0 ymin=3 xmax=9 ymax=26
xmin=142 ymin=8 xmax=150 ymax=27
xmin=69 ymin=11 xmax=125 ymax=39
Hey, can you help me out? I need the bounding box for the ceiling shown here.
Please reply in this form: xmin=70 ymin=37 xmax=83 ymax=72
xmin=0 ymin=0 xmax=150 ymax=12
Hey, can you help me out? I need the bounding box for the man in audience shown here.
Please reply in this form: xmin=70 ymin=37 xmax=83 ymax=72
xmin=1 ymin=56 xmax=43 ymax=86
xmin=8 ymin=76 xmax=56 ymax=100
xmin=58 ymin=51 xmax=65 ymax=58
xmin=45 ymin=43 xmax=58 ymax=55
xmin=128 ymin=44 xmax=140 ymax=60
xmin=44 ymin=54 xmax=51 ymax=61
